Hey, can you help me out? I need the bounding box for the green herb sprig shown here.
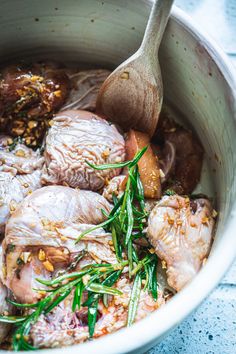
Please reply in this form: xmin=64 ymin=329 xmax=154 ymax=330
xmin=0 ymin=261 xmax=128 ymax=351
xmin=80 ymin=146 xmax=159 ymax=322
xmin=0 ymin=146 xmax=159 ymax=351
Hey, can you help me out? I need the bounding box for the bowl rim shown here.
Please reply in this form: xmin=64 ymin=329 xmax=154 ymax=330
xmin=5 ymin=4 xmax=236 ymax=354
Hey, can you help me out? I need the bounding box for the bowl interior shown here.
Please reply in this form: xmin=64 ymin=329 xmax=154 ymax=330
xmin=0 ymin=0 xmax=236 ymax=353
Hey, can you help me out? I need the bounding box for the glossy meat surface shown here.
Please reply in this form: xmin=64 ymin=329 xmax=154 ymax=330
xmin=0 ymin=60 xmax=216 ymax=349
xmin=0 ymin=136 xmax=43 ymax=234
xmin=0 ymin=135 xmax=44 ymax=174
xmin=147 ymin=195 xmax=215 ymax=291
xmin=30 ymin=276 xmax=164 ymax=348
xmin=0 ymin=172 xmax=24 ymax=235
xmin=0 ymin=281 xmax=12 ymax=343
xmin=102 ymin=175 xmax=127 ymax=202
xmin=41 ymin=110 xmax=125 ymax=190
xmin=0 ymin=63 xmax=69 ymax=147
xmin=0 ymin=63 xmax=69 ymax=119
xmin=154 ymin=113 xmax=203 ymax=194
xmin=125 ymin=130 xmax=161 ymax=199
xmin=3 ymin=186 xmax=113 ymax=303
xmin=0 ymin=247 xmax=13 ymax=343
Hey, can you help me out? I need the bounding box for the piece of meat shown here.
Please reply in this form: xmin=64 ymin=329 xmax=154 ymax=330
xmin=3 ymin=186 xmax=114 ymax=303
xmin=144 ymin=199 xmax=158 ymax=213
xmin=0 ymin=247 xmax=13 ymax=344
xmin=0 ymin=62 xmax=70 ymax=147
xmin=165 ymin=128 xmax=203 ymax=194
xmin=102 ymin=175 xmax=127 ymax=202
xmin=41 ymin=110 xmax=125 ymax=191
xmin=125 ymin=130 xmax=161 ymax=199
xmin=0 ymin=135 xmax=44 ymax=174
xmin=153 ymin=113 xmax=203 ymax=194
xmin=0 ymin=170 xmax=42 ymax=236
xmin=0 ymin=136 xmax=43 ymax=235
xmin=147 ymin=195 xmax=215 ymax=291
xmin=152 ymin=141 xmax=176 ymax=183
xmin=62 ymin=69 xmax=111 ymax=112
xmin=30 ymin=275 xmax=164 ymax=348
xmin=0 ymin=281 xmax=13 ymax=343
xmin=0 ymin=172 xmax=24 ymax=235
xmin=0 ymin=62 xmax=69 ymax=119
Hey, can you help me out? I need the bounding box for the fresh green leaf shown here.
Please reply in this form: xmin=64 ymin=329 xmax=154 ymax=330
xmin=125 ymin=191 xmax=134 ymax=245
xmin=85 ymin=146 xmax=148 ymax=171
xmin=75 ymin=213 xmax=117 ymax=243
xmin=127 ymin=239 xmax=133 ymax=275
xmin=164 ymin=189 xmax=176 ymax=196
xmin=111 ymin=224 xmax=122 ymax=261
xmin=88 ymin=298 xmax=99 ymax=338
xmin=86 ymin=283 xmax=122 ymax=296
xmin=44 ymin=288 xmax=72 ymax=314
xmin=0 ymin=315 xmax=26 ymax=324
xmin=127 ymin=273 xmax=142 ymax=326
xmin=6 ymin=299 xmax=39 ymax=308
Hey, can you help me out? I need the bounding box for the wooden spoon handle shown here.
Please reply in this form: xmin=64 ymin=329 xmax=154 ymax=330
xmin=140 ymin=0 xmax=174 ymax=59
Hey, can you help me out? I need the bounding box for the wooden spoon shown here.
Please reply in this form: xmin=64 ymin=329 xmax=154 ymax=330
xmin=96 ymin=0 xmax=174 ymax=137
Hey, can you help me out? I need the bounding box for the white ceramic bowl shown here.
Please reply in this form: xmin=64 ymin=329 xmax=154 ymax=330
xmin=0 ymin=1 xmax=236 ymax=353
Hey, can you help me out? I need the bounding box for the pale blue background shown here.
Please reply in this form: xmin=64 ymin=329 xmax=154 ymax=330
xmin=147 ymin=1 xmax=236 ymax=353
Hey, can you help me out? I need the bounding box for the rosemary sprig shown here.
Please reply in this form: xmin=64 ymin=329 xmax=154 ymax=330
xmin=87 ymin=297 xmax=99 ymax=338
xmin=0 ymin=145 xmax=159 ymax=350
xmin=0 ymin=261 xmax=128 ymax=351
xmin=127 ymin=272 xmax=142 ymax=326
xmin=86 ymin=146 xmax=148 ymax=171
xmin=80 ymin=147 xmax=152 ymax=277
xmin=82 ymin=146 xmax=159 ymax=324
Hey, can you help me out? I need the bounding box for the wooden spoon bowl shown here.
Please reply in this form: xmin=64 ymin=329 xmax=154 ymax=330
xmin=96 ymin=0 xmax=174 ymax=137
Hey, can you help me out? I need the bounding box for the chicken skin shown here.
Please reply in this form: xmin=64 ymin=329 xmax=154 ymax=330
xmin=41 ymin=110 xmax=125 ymax=191
xmin=30 ymin=276 xmax=164 ymax=348
xmin=0 ymin=135 xmax=43 ymax=235
xmin=3 ymin=186 xmax=114 ymax=303
xmin=147 ymin=195 xmax=215 ymax=291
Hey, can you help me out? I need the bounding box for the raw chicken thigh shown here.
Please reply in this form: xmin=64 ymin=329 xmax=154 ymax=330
xmin=0 ymin=172 xmax=25 ymax=235
xmin=102 ymin=175 xmax=127 ymax=202
xmin=154 ymin=111 xmax=203 ymax=194
xmin=30 ymin=276 xmax=164 ymax=348
xmin=0 ymin=246 xmax=13 ymax=344
xmin=2 ymin=185 xmax=165 ymax=348
xmin=3 ymin=186 xmax=114 ymax=303
xmin=41 ymin=110 xmax=125 ymax=190
xmin=0 ymin=136 xmax=43 ymax=235
xmin=147 ymin=195 xmax=215 ymax=291
xmin=0 ymin=281 xmax=12 ymax=343
xmin=0 ymin=135 xmax=44 ymax=174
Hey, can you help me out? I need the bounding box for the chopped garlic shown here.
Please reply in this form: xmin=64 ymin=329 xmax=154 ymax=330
xmin=161 ymin=260 xmax=167 ymax=269
xmin=212 ymin=209 xmax=218 ymax=218
xmin=20 ymin=252 xmax=31 ymax=264
xmin=38 ymin=249 xmax=46 ymax=261
xmin=82 ymin=274 xmax=91 ymax=285
xmin=120 ymin=71 xmax=129 ymax=79
xmin=15 ymin=149 xmax=25 ymax=157
xmin=43 ymin=260 xmax=54 ymax=272
xmin=159 ymin=169 xmax=165 ymax=178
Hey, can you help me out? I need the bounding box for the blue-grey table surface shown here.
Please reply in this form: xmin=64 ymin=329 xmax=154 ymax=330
xmin=147 ymin=1 xmax=236 ymax=354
